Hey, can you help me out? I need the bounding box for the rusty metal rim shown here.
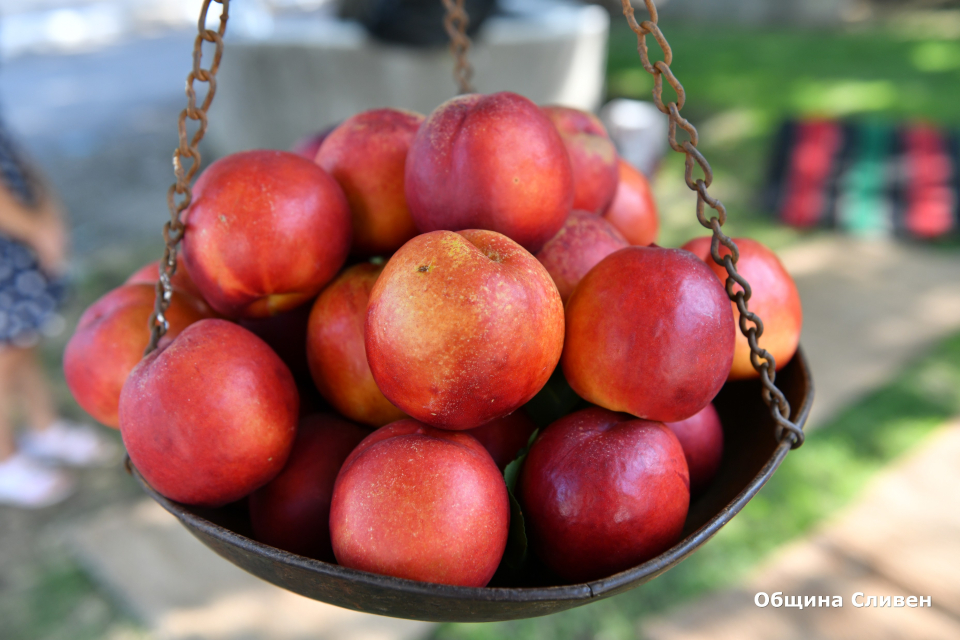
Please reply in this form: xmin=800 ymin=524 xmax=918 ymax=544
xmin=131 ymin=347 xmax=812 ymax=608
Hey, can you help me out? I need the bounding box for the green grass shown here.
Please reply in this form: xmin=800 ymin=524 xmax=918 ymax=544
xmin=607 ymin=19 xmax=960 ymax=250
xmin=433 ymin=326 xmax=960 ymax=640
xmin=1 ymin=550 xmax=146 ymax=640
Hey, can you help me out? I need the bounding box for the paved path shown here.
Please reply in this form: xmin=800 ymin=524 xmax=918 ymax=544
xmin=781 ymin=236 xmax=960 ymax=428
xmin=66 ymin=499 xmax=432 ymax=640
xmin=642 ymin=419 xmax=960 ymax=640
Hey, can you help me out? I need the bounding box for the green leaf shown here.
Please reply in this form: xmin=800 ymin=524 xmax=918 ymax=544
xmin=523 ymin=366 xmax=581 ymax=429
xmin=494 ymin=427 xmax=541 ymax=583
xmin=503 ymin=427 xmax=538 ymax=493
xmin=492 ymin=487 xmax=528 ymax=583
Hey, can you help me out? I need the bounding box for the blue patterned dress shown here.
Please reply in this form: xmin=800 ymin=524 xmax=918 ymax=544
xmin=0 ymin=121 xmax=65 ymax=347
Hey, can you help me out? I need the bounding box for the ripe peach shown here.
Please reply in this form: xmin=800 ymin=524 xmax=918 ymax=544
xmin=330 ymin=419 xmax=509 ymax=587
xmin=665 ymin=403 xmax=724 ymax=496
xmin=541 ymin=105 xmax=619 ymax=214
xmin=519 ymin=407 xmax=689 ymax=583
xmin=239 ymin=303 xmax=313 ymax=383
xmin=465 ymin=410 xmax=538 ymax=471
xmin=315 ymin=108 xmax=424 ymax=256
xmin=603 ymin=159 xmax=659 ymax=246
xmin=125 ymin=254 xmax=203 ymax=301
xmin=562 ymin=246 xmax=735 ymax=423
xmin=249 ymin=413 xmax=369 ymax=560
xmin=63 ymin=283 xmax=213 ymax=428
xmin=307 ymin=263 xmax=406 ymax=427
xmin=366 ymin=230 xmax=564 ymax=430
xmin=119 ymin=319 xmax=299 ymax=507
xmin=681 ymin=237 xmax=802 ymax=380
xmin=405 ymin=92 xmax=573 ymax=253
xmin=535 ymin=209 xmax=628 ymax=303
xmin=183 ymin=150 xmax=351 ymax=318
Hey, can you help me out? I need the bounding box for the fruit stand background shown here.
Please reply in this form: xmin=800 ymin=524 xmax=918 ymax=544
xmin=2 ymin=1 xmax=960 ymax=638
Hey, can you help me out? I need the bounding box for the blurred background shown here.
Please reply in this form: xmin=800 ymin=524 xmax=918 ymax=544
xmin=2 ymin=0 xmax=960 ymax=638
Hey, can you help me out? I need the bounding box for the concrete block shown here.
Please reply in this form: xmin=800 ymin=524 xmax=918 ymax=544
xmin=206 ymin=4 xmax=609 ymax=155
xmin=64 ymin=499 xmax=434 ymax=640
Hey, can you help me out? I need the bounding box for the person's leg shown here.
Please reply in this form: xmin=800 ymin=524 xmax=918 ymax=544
xmin=0 ymin=345 xmax=75 ymax=508
xmin=0 ymin=347 xmax=19 ymax=460
xmin=15 ymin=346 xmax=119 ymax=467
xmin=12 ymin=347 xmax=56 ymax=433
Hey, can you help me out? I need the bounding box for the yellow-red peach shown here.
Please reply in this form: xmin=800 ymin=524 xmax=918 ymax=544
xmin=682 ymin=236 xmax=802 ymax=380
xmin=542 ymin=105 xmax=619 ymax=214
xmin=315 ymin=108 xmax=424 ymax=257
xmin=63 ymin=283 xmax=213 ymax=428
xmin=330 ymin=419 xmax=509 ymax=587
xmin=366 ymin=230 xmax=564 ymax=430
xmin=307 ymin=263 xmax=406 ymax=427
xmin=603 ymin=159 xmax=659 ymax=246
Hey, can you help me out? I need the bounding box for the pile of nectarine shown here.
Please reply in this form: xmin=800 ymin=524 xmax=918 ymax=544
xmin=64 ymin=91 xmax=801 ymax=588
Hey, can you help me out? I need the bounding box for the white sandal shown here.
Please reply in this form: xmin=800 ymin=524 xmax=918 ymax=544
xmin=19 ymin=420 xmax=121 ymax=467
xmin=0 ymin=452 xmax=76 ymax=508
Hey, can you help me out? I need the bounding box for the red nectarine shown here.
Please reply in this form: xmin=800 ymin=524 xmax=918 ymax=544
xmin=183 ymin=150 xmax=351 ymax=318
xmin=119 ymin=319 xmax=299 ymax=507
xmin=519 ymin=407 xmax=689 ymax=583
xmin=249 ymin=413 xmax=369 ymax=560
xmin=562 ymin=246 xmax=735 ymax=422
xmin=330 ymin=419 xmax=509 ymax=587
xmin=63 ymin=283 xmax=213 ymax=428
xmin=405 ymin=92 xmax=573 ymax=253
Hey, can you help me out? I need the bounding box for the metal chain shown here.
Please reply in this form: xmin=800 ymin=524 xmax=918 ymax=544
xmin=442 ymin=0 xmax=474 ymax=94
xmin=620 ymin=0 xmax=804 ymax=448
xmin=146 ymin=0 xmax=229 ymax=355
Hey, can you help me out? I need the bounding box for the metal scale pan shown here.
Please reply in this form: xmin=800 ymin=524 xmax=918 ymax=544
xmin=130 ymin=348 xmax=812 ymax=622
xmin=128 ymin=0 xmax=813 ymax=623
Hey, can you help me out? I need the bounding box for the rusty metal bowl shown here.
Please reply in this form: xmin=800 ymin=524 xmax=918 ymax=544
xmin=130 ymin=347 xmax=813 ymax=623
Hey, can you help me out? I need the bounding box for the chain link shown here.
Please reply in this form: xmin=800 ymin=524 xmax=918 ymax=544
xmin=146 ymin=0 xmax=229 ymax=355
xmin=620 ymin=0 xmax=804 ymax=448
xmin=442 ymin=0 xmax=474 ymax=94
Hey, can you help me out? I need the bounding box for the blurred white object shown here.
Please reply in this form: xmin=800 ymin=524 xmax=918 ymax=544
xmin=19 ymin=420 xmax=120 ymax=468
xmin=600 ymin=98 xmax=669 ymax=178
xmin=0 ymin=452 xmax=75 ymax=508
xmin=208 ymin=1 xmax=610 ymax=155
xmin=0 ymin=2 xmax=128 ymax=59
